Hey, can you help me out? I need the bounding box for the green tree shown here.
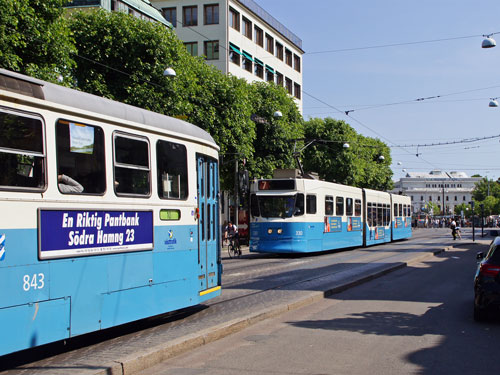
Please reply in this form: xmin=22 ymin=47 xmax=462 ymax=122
xmin=302 ymin=117 xmax=393 ymax=190
xmin=248 ymin=82 xmax=303 ymax=179
xmin=472 ymin=177 xmax=500 ymax=201
xmin=0 ymin=0 xmax=76 ymax=83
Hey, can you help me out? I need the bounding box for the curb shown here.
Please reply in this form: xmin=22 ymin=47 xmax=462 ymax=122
xmin=106 ymin=248 xmax=448 ymax=375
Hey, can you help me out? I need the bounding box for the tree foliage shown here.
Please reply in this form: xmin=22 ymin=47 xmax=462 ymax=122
xmin=302 ymin=118 xmax=393 ymax=190
xmin=0 ymin=0 xmax=76 ymax=82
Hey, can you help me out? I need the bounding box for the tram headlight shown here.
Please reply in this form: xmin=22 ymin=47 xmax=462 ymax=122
xmin=277 ymin=228 xmax=283 ymax=234
xmin=267 ymin=228 xmax=273 ymax=234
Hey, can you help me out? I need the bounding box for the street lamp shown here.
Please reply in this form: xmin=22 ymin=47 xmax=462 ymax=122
xmin=489 ymin=98 xmax=499 ymax=107
xmin=163 ymin=67 xmax=177 ymax=77
xmin=482 ymin=34 xmax=498 ymax=48
xmin=273 ymin=110 xmax=283 ymax=118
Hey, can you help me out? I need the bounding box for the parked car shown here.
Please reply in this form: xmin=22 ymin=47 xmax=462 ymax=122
xmin=474 ymin=237 xmax=500 ymax=321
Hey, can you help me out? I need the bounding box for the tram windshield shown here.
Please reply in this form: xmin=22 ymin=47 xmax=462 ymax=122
xmin=252 ymin=193 xmax=304 ymax=218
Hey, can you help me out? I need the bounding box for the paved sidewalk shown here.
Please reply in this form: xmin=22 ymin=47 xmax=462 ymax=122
xmin=1 ymin=239 xmax=489 ymax=375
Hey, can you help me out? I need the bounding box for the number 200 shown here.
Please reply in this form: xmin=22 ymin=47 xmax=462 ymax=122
xmin=23 ymin=273 xmax=45 ymax=291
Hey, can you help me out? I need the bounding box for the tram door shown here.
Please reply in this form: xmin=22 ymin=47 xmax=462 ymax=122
xmin=196 ymin=155 xmax=219 ymax=291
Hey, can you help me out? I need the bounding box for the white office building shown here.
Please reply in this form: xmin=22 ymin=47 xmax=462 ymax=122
xmin=151 ymin=0 xmax=304 ymax=112
xmin=391 ymin=170 xmax=481 ymax=215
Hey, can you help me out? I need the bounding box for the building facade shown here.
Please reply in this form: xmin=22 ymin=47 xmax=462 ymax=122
xmin=391 ymin=170 xmax=481 ymax=216
xmin=151 ymin=0 xmax=304 ymax=112
xmin=65 ymin=0 xmax=171 ymax=27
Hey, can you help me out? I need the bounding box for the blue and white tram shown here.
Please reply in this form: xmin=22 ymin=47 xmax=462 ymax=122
xmin=249 ymin=176 xmax=411 ymax=254
xmin=0 ymin=69 xmax=221 ymax=356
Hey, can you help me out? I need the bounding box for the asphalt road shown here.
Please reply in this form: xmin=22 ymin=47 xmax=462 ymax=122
xmin=138 ymin=239 xmax=497 ymax=375
xmin=0 ymin=228 xmax=492 ymax=374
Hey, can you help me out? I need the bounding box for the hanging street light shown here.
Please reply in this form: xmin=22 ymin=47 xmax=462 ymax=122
xmin=482 ymin=32 xmax=500 ymax=48
xmin=163 ymin=67 xmax=177 ymax=77
xmin=489 ymin=98 xmax=499 ymax=107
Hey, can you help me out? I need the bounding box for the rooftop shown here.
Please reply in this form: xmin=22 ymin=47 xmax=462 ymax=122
xmin=237 ymin=0 xmax=303 ymax=50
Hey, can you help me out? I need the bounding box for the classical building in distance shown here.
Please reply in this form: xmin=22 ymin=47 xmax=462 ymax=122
xmin=151 ymin=0 xmax=304 ymax=112
xmin=391 ymin=170 xmax=481 ymax=215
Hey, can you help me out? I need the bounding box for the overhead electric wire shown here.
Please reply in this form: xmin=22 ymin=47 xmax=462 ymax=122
xmin=305 ymin=34 xmax=492 ymax=55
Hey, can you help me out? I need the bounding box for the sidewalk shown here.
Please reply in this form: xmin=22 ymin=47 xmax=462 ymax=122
xmin=1 ymin=239 xmax=489 ymax=375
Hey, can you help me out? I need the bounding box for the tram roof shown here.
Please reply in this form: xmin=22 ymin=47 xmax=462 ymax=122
xmin=0 ymin=69 xmax=217 ymax=147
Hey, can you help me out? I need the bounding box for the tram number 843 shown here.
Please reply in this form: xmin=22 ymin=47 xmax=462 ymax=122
xmin=23 ymin=273 xmax=45 ymax=291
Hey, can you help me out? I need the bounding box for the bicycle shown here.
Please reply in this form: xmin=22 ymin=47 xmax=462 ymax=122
xmin=226 ymin=235 xmax=241 ymax=258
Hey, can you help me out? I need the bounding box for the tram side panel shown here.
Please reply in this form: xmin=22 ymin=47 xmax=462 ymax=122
xmin=0 ymin=90 xmax=220 ymax=355
xmin=363 ymin=189 xmax=392 ymax=246
xmin=391 ymin=194 xmax=412 ymax=241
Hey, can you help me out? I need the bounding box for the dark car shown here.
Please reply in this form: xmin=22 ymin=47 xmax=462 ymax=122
xmin=474 ymin=237 xmax=500 ymax=321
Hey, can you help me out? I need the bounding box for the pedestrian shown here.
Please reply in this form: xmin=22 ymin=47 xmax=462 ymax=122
xmin=450 ymin=219 xmax=457 ymax=240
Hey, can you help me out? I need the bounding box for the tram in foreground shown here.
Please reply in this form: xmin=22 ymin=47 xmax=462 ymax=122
xmin=249 ymin=172 xmax=411 ymax=253
xmin=0 ymin=69 xmax=221 ymax=356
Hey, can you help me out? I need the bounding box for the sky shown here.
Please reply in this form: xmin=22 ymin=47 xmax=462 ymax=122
xmin=253 ymin=0 xmax=500 ymax=182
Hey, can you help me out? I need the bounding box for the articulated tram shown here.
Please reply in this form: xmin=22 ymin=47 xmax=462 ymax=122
xmin=249 ymin=175 xmax=411 ymax=253
xmin=0 ymin=69 xmax=221 ymax=356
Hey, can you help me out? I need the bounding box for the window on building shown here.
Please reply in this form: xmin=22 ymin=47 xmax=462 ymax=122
xmin=242 ymin=51 xmax=253 ymax=72
xmin=204 ymin=4 xmax=219 ymax=25
xmin=438 ymin=196 xmax=441 ymax=201
xmin=114 ymin=133 xmax=150 ymax=196
xmin=162 ymin=7 xmax=176 ymax=27
xmin=265 ymin=33 xmax=274 ymax=54
xmin=420 ymin=196 xmax=423 ymax=201
xmin=294 ymin=83 xmax=301 ymax=99
xmin=254 ymin=26 xmax=263 ymax=47
xmin=204 ymin=40 xmax=219 ymax=60
xmin=285 ymin=77 xmax=293 ymax=95
xmin=325 ymin=195 xmax=334 ymax=215
xmin=455 ymin=196 xmax=458 ymax=201
xmin=229 ymin=43 xmax=241 ymax=65
xmin=276 ymin=72 xmax=283 ymax=86
xmin=56 ymin=119 xmax=105 ymax=194
xmin=293 ymin=54 xmax=301 ymax=72
xmin=463 ymin=196 xmax=466 ymax=201
xmin=243 ymin=17 xmax=252 ymax=39
xmin=183 ymin=6 xmax=197 ymax=26
xmin=254 ymin=58 xmax=264 ymax=78
xmin=229 ymin=7 xmax=240 ymax=31
xmin=275 ymin=42 xmax=283 ymax=60
xmin=429 ymin=196 xmax=432 ymax=201
xmin=266 ymin=66 xmax=274 ymax=82
xmin=184 ymin=42 xmax=198 ymax=56
xmin=446 ymin=196 xmax=449 ymax=201
xmin=157 ymin=140 xmax=188 ymax=199
xmin=285 ymin=48 xmax=292 ymax=66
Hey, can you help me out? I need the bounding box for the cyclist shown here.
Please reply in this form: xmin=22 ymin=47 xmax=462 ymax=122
xmin=224 ymin=221 xmax=241 ymax=256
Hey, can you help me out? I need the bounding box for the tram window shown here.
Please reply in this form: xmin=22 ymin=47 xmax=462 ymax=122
xmin=114 ymin=133 xmax=150 ymax=196
xmin=250 ymin=194 xmax=260 ymax=217
xmin=385 ymin=205 xmax=390 ymax=226
xmin=346 ymin=198 xmax=353 ymax=216
xmin=294 ymin=193 xmax=304 ymax=216
xmin=355 ymin=199 xmax=362 ymax=216
xmin=306 ymin=195 xmax=317 ymax=214
xmin=56 ymin=120 xmax=105 ymax=194
xmin=377 ymin=204 xmax=383 ymax=226
xmin=0 ymin=110 xmax=45 ymax=190
xmin=368 ymin=202 xmax=374 ymax=227
xmin=398 ymin=204 xmax=403 ymax=217
xmin=157 ymin=140 xmax=188 ymax=200
xmin=394 ymin=203 xmax=398 ymax=217
xmin=336 ymin=197 xmax=344 ymax=216
xmin=325 ymin=195 xmax=334 ymax=215
xmin=403 ymin=205 xmax=407 ymax=217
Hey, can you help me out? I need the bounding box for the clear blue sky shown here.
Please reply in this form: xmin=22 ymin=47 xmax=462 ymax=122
xmin=255 ymin=0 xmax=500 ymax=182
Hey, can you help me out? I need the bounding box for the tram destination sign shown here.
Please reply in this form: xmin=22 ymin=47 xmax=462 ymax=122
xmin=38 ymin=209 xmax=154 ymax=259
